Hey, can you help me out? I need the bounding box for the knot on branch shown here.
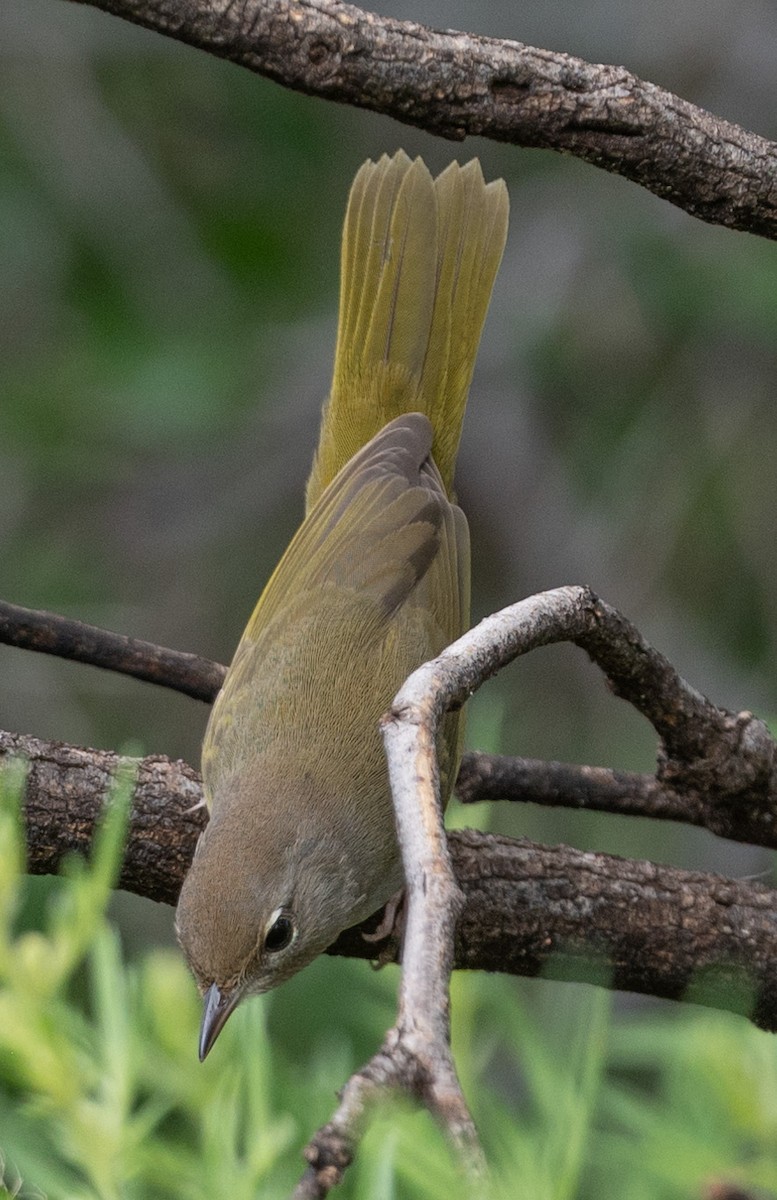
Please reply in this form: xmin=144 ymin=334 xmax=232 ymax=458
xmin=302 ymin=1128 xmax=353 ymax=1190
xmin=658 ymin=710 xmax=777 ymax=840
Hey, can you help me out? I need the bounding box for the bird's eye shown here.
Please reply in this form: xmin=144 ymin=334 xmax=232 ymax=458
xmin=264 ymin=911 xmax=295 ymax=953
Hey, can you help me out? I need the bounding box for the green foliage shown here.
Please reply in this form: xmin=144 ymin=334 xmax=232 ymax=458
xmin=597 ymin=1014 xmax=777 ymax=1199
xmin=1 ymin=758 xmax=775 ymax=1199
xmin=3 ymin=11 xmax=776 ymax=1198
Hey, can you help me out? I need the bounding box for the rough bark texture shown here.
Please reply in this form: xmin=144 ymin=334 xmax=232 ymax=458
xmin=11 ymin=730 xmax=206 ymax=905
xmin=65 ymin=0 xmax=777 ymax=239
xmin=6 ymin=728 xmax=777 ymax=1031
xmin=446 ymin=830 xmax=777 ymax=1032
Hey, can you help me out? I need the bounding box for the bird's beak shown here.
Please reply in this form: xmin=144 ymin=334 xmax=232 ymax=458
xmin=199 ymin=982 xmax=241 ymax=1061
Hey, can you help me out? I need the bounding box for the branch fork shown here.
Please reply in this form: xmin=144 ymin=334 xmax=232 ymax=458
xmin=4 ymin=585 xmax=777 ymax=1195
xmin=8 ymin=1 xmax=777 ymax=1189
xmin=297 ymin=585 xmax=777 ymax=1187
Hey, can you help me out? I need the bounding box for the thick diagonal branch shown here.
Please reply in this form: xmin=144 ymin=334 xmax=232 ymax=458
xmin=63 ymin=0 xmax=777 ymax=238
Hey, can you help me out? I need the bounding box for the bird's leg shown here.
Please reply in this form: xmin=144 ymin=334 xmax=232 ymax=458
xmin=361 ymin=887 xmax=405 ymax=942
xmin=362 ymin=887 xmax=407 ymax=969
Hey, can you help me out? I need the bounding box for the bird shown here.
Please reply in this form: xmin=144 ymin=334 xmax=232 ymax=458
xmin=175 ymin=150 xmax=509 ymax=1060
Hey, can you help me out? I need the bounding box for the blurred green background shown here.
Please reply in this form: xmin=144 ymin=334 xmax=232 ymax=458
xmin=2 ymin=0 xmax=777 ymax=1194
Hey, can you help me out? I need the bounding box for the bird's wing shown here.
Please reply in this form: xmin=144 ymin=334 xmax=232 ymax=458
xmin=202 ymin=413 xmax=468 ymax=805
xmin=244 ymin=413 xmax=451 ymax=636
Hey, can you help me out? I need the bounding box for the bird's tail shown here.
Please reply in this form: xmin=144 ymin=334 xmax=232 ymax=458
xmin=306 ymin=150 xmax=509 ymax=509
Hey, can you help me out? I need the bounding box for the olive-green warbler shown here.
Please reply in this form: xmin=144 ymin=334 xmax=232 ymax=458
xmin=175 ymin=151 xmax=509 ymax=1058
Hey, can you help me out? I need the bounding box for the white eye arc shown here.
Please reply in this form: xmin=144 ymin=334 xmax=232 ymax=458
xmin=263 ymin=908 xmax=296 ymax=953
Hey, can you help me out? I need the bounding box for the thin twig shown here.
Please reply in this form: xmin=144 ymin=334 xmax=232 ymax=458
xmin=456 ymin=751 xmax=777 ymax=847
xmin=458 ymin=752 xmax=677 ymax=814
xmin=0 ymin=600 xmax=224 ymax=702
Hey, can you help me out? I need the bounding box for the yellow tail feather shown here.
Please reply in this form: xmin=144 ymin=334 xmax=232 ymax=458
xmin=306 ymin=151 xmax=509 ymax=509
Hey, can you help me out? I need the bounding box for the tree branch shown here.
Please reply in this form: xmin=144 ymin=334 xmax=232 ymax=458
xmin=6 ymin=727 xmax=777 ymax=1033
xmin=456 ymin=753 xmax=777 ymax=847
xmin=4 ymin=594 xmax=777 ymax=846
xmin=12 ymin=729 xmax=205 ymax=904
xmin=9 ymin=576 xmax=777 ymax=1197
xmin=458 ymin=753 xmax=685 ymax=816
xmin=448 ymin=587 xmax=776 ymax=844
xmin=63 ymin=0 xmax=777 ymax=238
xmin=326 ymin=584 xmax=775 ymax=1181
xmin=6 ymin=587 xmax=777 ymax=1188
xmin=0 ymin=600 xmax=224 ymax=703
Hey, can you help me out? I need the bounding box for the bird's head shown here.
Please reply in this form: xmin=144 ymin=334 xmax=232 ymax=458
xmin=175 ymin=806 xmax=370 ymax=1059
